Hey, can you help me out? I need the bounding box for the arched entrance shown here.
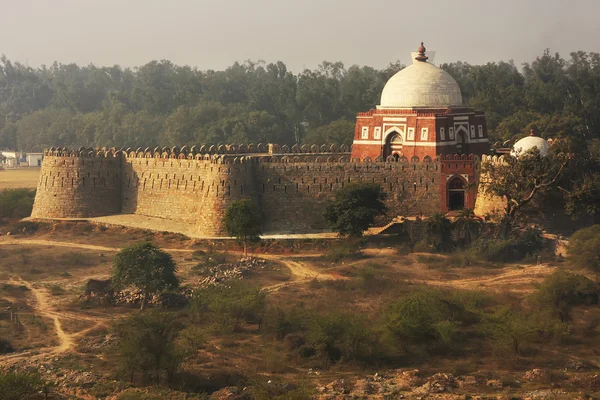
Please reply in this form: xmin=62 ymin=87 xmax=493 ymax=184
xmin=384 ymin=131 xmax=403 ymax=158
xmin=448 ymin=176 xmax=466 ymax=210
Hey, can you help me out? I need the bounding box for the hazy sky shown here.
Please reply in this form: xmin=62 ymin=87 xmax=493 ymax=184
xmin=0 ymin=0 xmax=598 ymax=71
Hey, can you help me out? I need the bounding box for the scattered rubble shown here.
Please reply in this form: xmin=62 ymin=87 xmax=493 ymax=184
xmin=81 ymin=257 xmax=270 ymax=307
xmin=196 ymin=257 xmax=268 ymax=287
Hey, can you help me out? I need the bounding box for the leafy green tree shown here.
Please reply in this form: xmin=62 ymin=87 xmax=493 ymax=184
xmin=114 ymin=311 xmax=184 ymax=387
xmin=0 ymin=370 xmax=44 ymax=400
xmin=568 ymin=225 xmax=600 ymax=271
xmin=111 ymin=242 xmax=179 ymax=310
xmin=223 ymin=199 xmax=262 ymax=256
xmin=481 ymin=147 xmax=568 ymax=239
xmin=324 ymin=183 xmax=387 ymax=237
xmin=302 ymin=118 xmax=354 ymax=146
xmin=426 ymin=213 xmax=453 ymax=252
xmin=453 ymin=208 xmax=484 ymax=247
xmin=0 ymin=188 xmax=35 ymax=218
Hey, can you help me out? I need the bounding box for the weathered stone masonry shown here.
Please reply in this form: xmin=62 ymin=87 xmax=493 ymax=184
xmin=31 ymin=146 xmax=480 ymax=235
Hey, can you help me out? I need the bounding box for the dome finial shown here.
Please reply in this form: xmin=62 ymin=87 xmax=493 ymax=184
xmin=415 ymin=42 xmax=428 ymax=62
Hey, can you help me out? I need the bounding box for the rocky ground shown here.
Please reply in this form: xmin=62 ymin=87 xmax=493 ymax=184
xmin=211 ymin=368 xmax=600 ymax=399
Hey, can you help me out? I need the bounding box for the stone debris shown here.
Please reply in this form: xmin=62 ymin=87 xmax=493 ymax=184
xmin=523 ymin=368 xmax=549 ymax=382
xmin=82 ymin=257 xmax=269 ymax=307
xmin=486 ymin=379 xmax=504 ymax=389
xmin=316 ymin=370 xmax=464 ymax=399
xmin=411 ymin=373 xmax=458 ymax=395
xmin=196 ymin=257 xmax=268 ymax=287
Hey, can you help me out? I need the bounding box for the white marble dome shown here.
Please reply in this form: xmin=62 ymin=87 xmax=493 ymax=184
xmin=379 ymin=59 xmax=463 ymax=108
xmin=511 ymin=134 xmax=551 ymax=157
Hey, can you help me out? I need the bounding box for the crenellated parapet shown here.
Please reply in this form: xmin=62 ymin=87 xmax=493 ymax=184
xmin=33 ymin=143 xmax=496 ymax=235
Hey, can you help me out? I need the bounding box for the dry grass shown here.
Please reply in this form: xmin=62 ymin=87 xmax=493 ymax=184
xmin=0 ymin=168 xmax=40 ymax=189
xmin=1 ymin=222 xmax=599 ymax=399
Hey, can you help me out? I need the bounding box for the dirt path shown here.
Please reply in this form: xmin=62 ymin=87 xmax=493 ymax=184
xmin=16 ymin=278 xmax=75 ymax=354
xmin=0 ymin=238 xmax=194 ymax=253
xmin=0 ymin=238 xmax=340 ymax=286
xmin=424 ymin=264 xmax=556 ymax=293
xmin=259 ymin=254 xmax=341 ymax=292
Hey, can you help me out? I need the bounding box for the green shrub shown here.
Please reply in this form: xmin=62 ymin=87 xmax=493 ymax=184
xmin=325 ymin=240 xmax=363 ymax=262
xmin=0 ymin=188 xmax=35 ymax=219
xmin=531 ymin=270 xmax=600 ymax=321
xmin=264 ymin=306 xmax=307 ymax=339
xmin=569 ymin=225 xmax=600 ymax=271
xmin=384 ymin=287 xmax=481 ymax=354
xmin=113 ymin=311 xmax=184 ymax=387
xmin=189 ymin=281 xmax=266 ymax=332
xmin=49 ymin=284 xmax=65 ymax=296
xmin=0 ymin=370 xmax=44 ymax=400
xmin=469 ymin=228 xmax=545 ymax=263
xmin=385 ymin=288 xmax=454 ymax=343
xmin=484 ymin=307 xmax=540 ymax=356
xmin=304 ymin=312 xmax=379 ymax=364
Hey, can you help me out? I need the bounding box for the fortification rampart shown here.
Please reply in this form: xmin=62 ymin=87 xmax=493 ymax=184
xmin=473 ymin=154 xmax=506 ymax=218
xmin=31 ymin=145 xmax=487 ymax=235
xmin=31 ymin=151 xmax=122 ymax=218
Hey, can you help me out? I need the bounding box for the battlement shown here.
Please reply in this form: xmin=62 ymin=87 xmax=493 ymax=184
xmin=43 ymin=145 xmax=484 ymax=168
xmin=34 ymin=144 xmax=489 ymax=236
xmin=480 ymin=154 xmax=506 ymax=165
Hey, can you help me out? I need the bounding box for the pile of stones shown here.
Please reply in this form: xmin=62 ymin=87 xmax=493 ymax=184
xmin=196 ymin=257 xmax=267 ymax=287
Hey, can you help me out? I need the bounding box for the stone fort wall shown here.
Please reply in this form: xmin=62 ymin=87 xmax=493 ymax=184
xmin=473 ymin=154 xmax=507 ymax=219
xmin=31 ymin=152 xmax=121 ymax=219
xmin=31 ymin=146 xmax=481 ymax=235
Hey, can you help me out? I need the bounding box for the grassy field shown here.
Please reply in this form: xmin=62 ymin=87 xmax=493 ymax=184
xmin=0 ymin=168 xmax=40 ymax=189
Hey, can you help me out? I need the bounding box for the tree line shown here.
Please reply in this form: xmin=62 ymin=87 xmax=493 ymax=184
xmin=1 ymin=49 xmax=599 ymax=152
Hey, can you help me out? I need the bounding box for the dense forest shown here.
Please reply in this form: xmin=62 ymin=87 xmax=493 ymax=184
xmin=0 ymin=50 xmax=599 ymax=151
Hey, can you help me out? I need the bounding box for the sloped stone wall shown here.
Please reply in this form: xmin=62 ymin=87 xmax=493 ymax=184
xmin=31 ymin=155 xmax=121 ymax=218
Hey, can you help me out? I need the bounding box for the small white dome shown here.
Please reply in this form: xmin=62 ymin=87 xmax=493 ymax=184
xmin=511 ymin=134 xmax=550 ymax=157
xmin=380 ymin=60 xmax=463 ymax=108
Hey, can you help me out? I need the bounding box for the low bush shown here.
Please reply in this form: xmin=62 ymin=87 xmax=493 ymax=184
xmin=324 ymin=240 xmax=364 ymax=262
xmin=189 ymin=282 xmax=266 ymax=332
xmin=304 ymin=312 xmax=380 ymax=364
xmin=531 ymin=270 xmax=600 ymax=321
xmin=468 ymin=228 xmax=545 ymax=263
xmin=49 ymin=284 xmax=66 ymax=296
xmin=569 ymin=225 xmax=600 ymax=271
xmin=0 ymin=188 xmax=35 ymax=219
xmin=0 ymin=370 xmax=44 ymax=400
xmin=385 ymin=288 xmax=466 ymax=349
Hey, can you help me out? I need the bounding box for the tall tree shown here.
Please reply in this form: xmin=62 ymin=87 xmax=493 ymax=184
xmin=223 ymin=199 xmax=262 ymax=256
xmin=324 ymin=183 xmax=387 ymax=237
xmin=481 ymin=147 xmax=568 ymax=238
xmin=111 ymin=242 xmax=179 ymax=310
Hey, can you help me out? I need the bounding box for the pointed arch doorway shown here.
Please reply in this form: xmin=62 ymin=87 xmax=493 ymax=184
xmin=384 ymin=131 xmax=404 ymax=159
xmin=447 ymin=176 xmax=466 ymax=210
